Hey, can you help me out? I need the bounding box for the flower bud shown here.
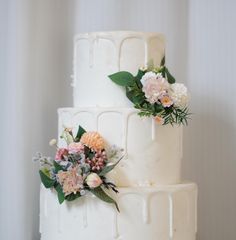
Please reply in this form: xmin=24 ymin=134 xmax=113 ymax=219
xmin=49 ymin=139 xmax=57 ymax=146
xmin=86 ymin=173 xmax=102 ymax=188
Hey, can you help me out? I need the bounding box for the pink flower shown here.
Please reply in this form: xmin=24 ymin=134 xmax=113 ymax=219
xmin=141 ymin=72 xmax=169 ymax=104
xmin=154 ymin=116 xmax=164 ymax=125
xmin=86 ymin=150 xmax=107 ymax=171
xmin=55 ymin=148 xmax=68 ymax=160
xmin=68 ymin=142 xmax=84 ymax=154
xmin=57 ymin=167 xmax=84 ymax=196
xmin=160 ymin=95 xmax=173 ymax=107
xmin=86 ymin=173 xmax=103 ymax=188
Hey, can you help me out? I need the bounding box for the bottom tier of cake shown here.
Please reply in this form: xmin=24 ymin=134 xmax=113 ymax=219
xmin=40 ymin=183 xmax=197 ymax=240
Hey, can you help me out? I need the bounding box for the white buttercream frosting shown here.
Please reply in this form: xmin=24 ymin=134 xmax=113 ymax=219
xmin=40 ymin=183 xmax=197 ymax=240
xmin=58 ymin=107 xmax=183 ymax=186
xmin=72 ymin=31 xmax=165 ymax=107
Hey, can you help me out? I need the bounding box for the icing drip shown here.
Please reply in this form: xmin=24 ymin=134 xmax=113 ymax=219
xmin=89 ymin=37 xmax=95 ymax=68
xmin=82 ymin=198 xmax=88 ymax=228
xmin=95 ymin=112 xmax=100 ymax=131
xmin=57 ymin=204 xmax=62 ymax=233
xmin=142 ymin=195 xmax=150 ymax=224
xmin=112 ymin=210 xmax=119 ymax=239
xmin=116 ymin=38 xmax=122 ymax=71
xmin=194 ymin=189 xmax=198 ymax=233
xmin=151 ymin=118 xmax=156 ymax=141
xmin=179 ymin=126 xmax=183 ymax=159
xmin=44 ymin=191 xmax=48 ymax=218
xmin=184 ymin=191 xmax=191 ymax=226
xmin=168 ymin=193 xmax=174 ymax=239
xmin=144 ymin=38 xmax=149 ymax=65
xmin=122 ymin=110 xmax=131 ymax=159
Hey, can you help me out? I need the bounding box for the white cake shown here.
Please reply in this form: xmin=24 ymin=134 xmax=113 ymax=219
xmin=40 ymin=31 xmax=197 ymax=240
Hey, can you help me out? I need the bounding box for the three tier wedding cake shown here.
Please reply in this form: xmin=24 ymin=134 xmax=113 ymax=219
xmin=39 ymin=31 xmax=197 ymax=240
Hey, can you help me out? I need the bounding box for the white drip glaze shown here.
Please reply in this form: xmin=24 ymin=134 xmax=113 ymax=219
xmin=73 ymin=31 xmax=165 ymax=107
xmin=151 ymin=118 xmax=156 ymax=141
xmin=44 ymin=190 xmax=48 ymax=218
xmin=168 ymin=192 xmax=174 ymax=239
xmin=194 ymin=188 xmax=198 ymax=233
xmin=40 ymin=183 xmax=197 ymax=240
xmin=57 ymin=204 xmax=62 ymax=233
xmin=112 ymin=209 xmax=119 ymax=239
xmin=58 ymin=107 xmax=183 ymax=186
xmin=82 ymin=198 xmax=88 ymax=228
xmin=88 ymin=38 xmax=94 ymax=68
xmin=142 ymin=194 xmax=150 ymax=224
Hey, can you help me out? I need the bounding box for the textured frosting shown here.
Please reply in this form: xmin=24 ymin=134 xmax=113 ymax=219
xmin=72 ymin=31 xmax=165 ymax=107
xmin=40 ymin=183 xmax=197 ymax=240
xmin=40 ymin=31 xmax=197 ymax=240
xmin=58 ymin=107 xmax=183 ymax=186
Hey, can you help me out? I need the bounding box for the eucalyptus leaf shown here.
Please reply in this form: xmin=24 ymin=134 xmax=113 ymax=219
xmin=135 ymin=69 xmax=145 ymax=81
xmin=65 ymin=192 xmax=81 ymax=201
xmin=53 ymin=161 xmax=64 ymax=174
xmin=165 ymin=67 xmax=175 ymax=84
xmin=55 ymin=184 xmax=65 ymax=204
xmin=126 ymin=88 xmax=135 ymax=103
xmin=160 ymin=56 xmax=165 ymax=66
xmin=90 ymin=187 xmax=119 ymax=212
xmin=39 ymin=170 xmax=55 ymax=188
xmin=99 ymin=157 xmax=122 ymax=176
xmin=109 ymin=71 xmax=134 ymax=87
xmin=75 ymin=125 xmax=86 ymax=142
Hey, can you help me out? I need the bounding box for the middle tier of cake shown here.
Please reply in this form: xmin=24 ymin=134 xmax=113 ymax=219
xmin=58 ymin=108 xmax=183 ymax=187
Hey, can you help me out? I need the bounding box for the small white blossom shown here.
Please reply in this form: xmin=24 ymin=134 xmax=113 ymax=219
xmin=49 ymin=139 xmax=57 ymax=146
xmin=169 ymin=83 xmax=189 ymax=108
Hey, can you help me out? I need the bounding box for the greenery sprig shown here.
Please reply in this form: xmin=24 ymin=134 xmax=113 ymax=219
xmin=108 ymin=57 xmax=190 ymax=125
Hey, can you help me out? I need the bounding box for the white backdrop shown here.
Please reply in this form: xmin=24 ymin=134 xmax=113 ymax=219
xmin=0 ymin=0 xmax=235 ymax=240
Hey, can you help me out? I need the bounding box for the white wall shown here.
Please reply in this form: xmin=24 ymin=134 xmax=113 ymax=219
xmin=0 ymin=0 xmax=76 ymax=239
xmin=0 ymin=0 xmax=235 ymax=240
xmin=183 ymin=0 xmax=236 ymax=239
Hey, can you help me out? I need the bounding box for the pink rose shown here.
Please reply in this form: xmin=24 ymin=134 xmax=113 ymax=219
xmin=68 ymin=142 xmax=84 ymax=154
xmin=141 ymin=73 xmax=169 ymax=104
xmin=55 ymin=148 xmax=68 ymax=160
xmin=86 ymin=173 xmax=103 ymax=188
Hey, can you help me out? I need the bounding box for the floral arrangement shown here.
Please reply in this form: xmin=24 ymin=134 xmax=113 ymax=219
xmin=34 ymin=126 xmax=123 ymax=211
xmin=109 ymin=57 xmax=190 ymax=125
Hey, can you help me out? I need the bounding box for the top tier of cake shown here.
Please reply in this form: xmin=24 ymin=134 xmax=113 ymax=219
xmin=73 ymin=31 xmax=165 ymax=107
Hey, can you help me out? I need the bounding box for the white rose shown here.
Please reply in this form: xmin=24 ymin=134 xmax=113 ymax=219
xmin=86 ymin=173 xmax=103 ymax=188
xmin=141 ymin=73 xmax=169 ymax=104
xmin=140 ymin=71 xmax=157 ymax=86
xmin=169 ymin=83 xmax=189 ymax=108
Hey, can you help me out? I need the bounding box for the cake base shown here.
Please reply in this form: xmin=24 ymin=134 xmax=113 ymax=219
xmin=40 ymin=182 xmax=197 ymax=240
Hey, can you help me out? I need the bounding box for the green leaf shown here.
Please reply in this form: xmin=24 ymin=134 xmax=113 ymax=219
xmin=39 ymin=170 xmax=55 ymax=188
xmin=90 ymin=187 xmax=120 ymax=212
xmin=108 ymin=71 xmax=134 ymax=87
xmin=165 ymin=67 xmax=175 ymax=84
xmin=53 ymin=161 xmax=64 ymax=173
xmin=135 ymin=69 xmax=145 ymax=80
xmin=99 ymin=157 xmax=122 ymax=176
xmin=75 ymin=125 xmax=86 ymax=142
xmin=132 ymin=95 xmax=144 ymax=105
xmin=126 ymin=88 xmax=135 ymax=103
xmin=65 ymin=192 xmax=81 ymax=201
xmin=160 ymin=56 xmax=165 ymax=66
xmin=55 ymin=184 xmax=65 ymax=204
